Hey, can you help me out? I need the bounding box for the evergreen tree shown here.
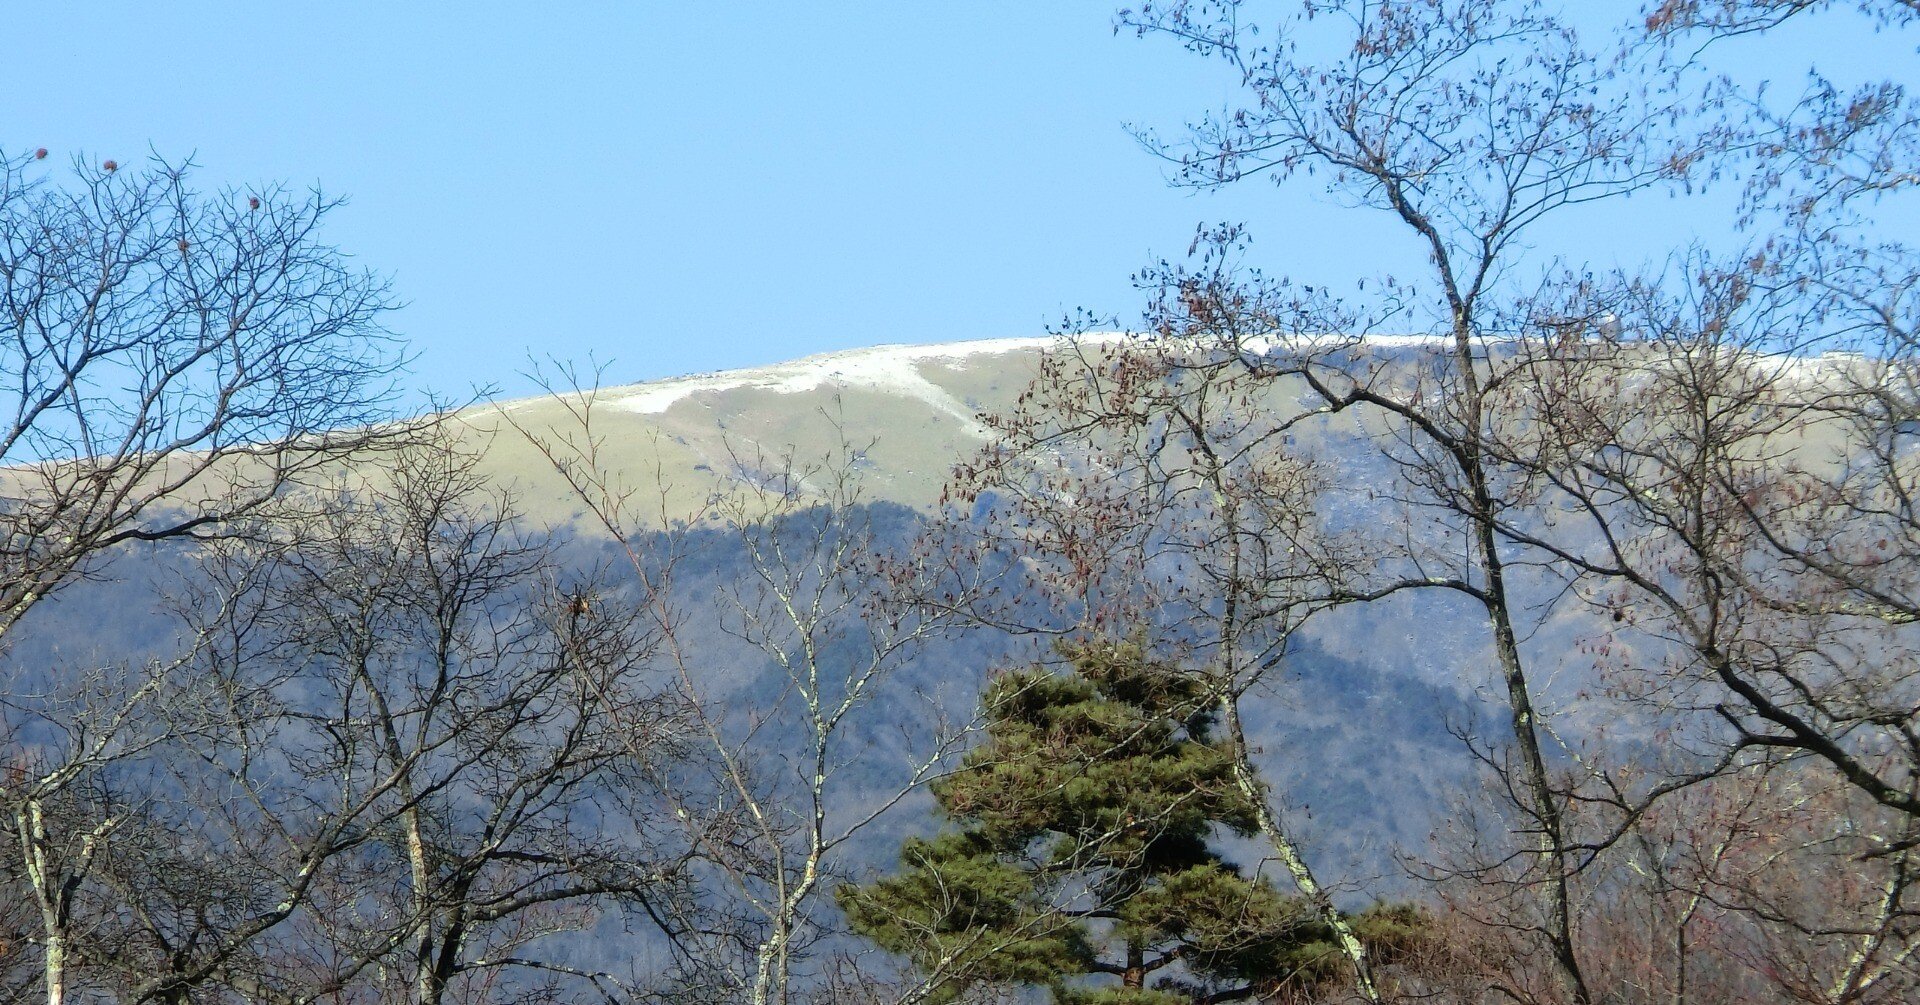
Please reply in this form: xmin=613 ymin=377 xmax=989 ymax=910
xmin=840 ymin=640 xmax=1418 ymax=1004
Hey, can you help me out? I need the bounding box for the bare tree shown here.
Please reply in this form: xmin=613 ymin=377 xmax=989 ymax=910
xmin=0 ymin=653 xmax=237 ymax=1005
xmin=507 ymin=383 xmax=980 ymax=1005
xmin=1433 ymin=240 xmax=1920 ymax=1002
xmin=0 ymin=149 xmax=407 ymax=640
xmin=0 ymin=148 xmax=412 ymax=1005
xmin=1099 ymin=1 xmax=1719 ymax=998
xmin=1097 ymin=2 xmax=1920 ymax=1001
xmin=0 ymin=434 xmax=698 ymax=1005
xmin=165 ymin=439 xmax=692 ymax=1005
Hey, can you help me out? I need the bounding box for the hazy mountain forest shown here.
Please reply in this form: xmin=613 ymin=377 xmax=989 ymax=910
xmin=5 ymin=2 xmax=1920 ymax=1003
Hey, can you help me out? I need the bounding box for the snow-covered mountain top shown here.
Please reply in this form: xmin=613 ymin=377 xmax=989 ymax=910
xmin=588 ymin=331 xmax=1509 ymax=417
xmin=453 ymin=330 xmax=1874 ymax=529
xmin=600 ymin=334 xmax=1128 ymax=416
xmin=499 ymin=330 xmax=1860 ymax=426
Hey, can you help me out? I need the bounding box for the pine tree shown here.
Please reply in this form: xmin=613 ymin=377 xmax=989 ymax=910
xmin=839 ymin=640 xmax=1417 ymax=1004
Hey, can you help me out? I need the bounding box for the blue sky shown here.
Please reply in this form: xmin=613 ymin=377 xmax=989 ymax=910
xmin=10 ymin=3 xmax=1911 ymax=402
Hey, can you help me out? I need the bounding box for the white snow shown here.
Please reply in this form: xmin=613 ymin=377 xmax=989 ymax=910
xmin=461 ymin=332 xmax=1888 ymax=452
xmin=529 ymin=329 xmax=1870 ymax=423
xmin=596 ymin=331 xmax=1489 ymax=418
xmin=604 ymin=334 xmax=1131 ymax=418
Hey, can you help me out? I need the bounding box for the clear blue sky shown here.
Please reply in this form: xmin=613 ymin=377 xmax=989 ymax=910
xmin=10 ymin=3 xmax=1910 ymax=402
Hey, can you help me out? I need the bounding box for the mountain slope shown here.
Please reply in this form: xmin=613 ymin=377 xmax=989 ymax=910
xmin=456 ymin=337 xmax=1078 ymax=526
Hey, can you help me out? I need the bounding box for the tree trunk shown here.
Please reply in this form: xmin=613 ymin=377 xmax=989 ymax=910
xmin=1219 ymin=697 xmax=1383 ymax=1004
xmin=404 ymin=801 xmax=440 ymax=1005
xmin=1439 ymin=310 xmax=1591 ymax=1005
xmin=42 ymin=934 xmax=65 ymax=1005
xmin=18 ymin=800 xmax=70 ymax=1005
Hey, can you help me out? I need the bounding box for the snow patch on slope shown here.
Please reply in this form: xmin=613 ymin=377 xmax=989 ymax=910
xmin=605 ymin=335 xmax=1126 ymax=424
xmin=498 ymin=331 xmax=1503 ymax=422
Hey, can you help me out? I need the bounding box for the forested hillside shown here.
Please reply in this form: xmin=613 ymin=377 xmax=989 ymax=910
xmin=4 ymin=327 xmax=1897 ymax=1003
xmin=8 ymin=1 xmax=1920 ymax=1003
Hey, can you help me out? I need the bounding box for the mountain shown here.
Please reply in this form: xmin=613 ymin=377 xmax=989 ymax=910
xmin=454 ymin=337 xmax=1070 ymax=527
xmin=6 ymin=334 xmax=1591 ymax=1000
xmin=445 ymin=333 xmax=1497 ymax=880
xmin=450 ymin=333 xmax=1540 ymax=704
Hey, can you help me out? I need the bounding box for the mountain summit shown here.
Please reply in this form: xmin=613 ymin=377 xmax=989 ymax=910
xmin=459 ymin=336 xmax=1086 ymax=523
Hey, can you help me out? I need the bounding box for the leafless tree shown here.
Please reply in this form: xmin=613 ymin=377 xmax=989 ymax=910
xmin=0 ymin=651 xmax=241 ymax=1005
xmin=0 ymin=434 xmax=697 ymax=1005
xmin=1106 ymin=2 xmax=1706 ymax=997
xmin=167 ymin=439 xmax=692 ymax=1005
xmin=0 ymin=148 xmax=412 ymax=1005
xmin=1096 ymin=2 xmax=1920 ymax=1001
xmin=0 ymin=149 xmax=407 ymax=641
xmin=507 ymin=380 xmax=981 ymax=1005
